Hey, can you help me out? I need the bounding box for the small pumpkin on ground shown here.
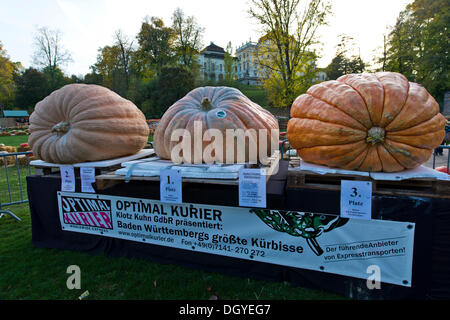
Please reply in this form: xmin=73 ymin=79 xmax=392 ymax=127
xmin=154 ymin=86 xmax=279 ymax=164
xmin=435 ymin=166 xmax=449 ymax=174
xmin=29 ymin=84 xmax=149 ymax=164
xmin=18 ymin=143 xmax=31 ymax=153
xmin=0 ymin=145 xmax=17 ymax=153
xmin=0 ymin=151 xmax=16 ymax=166
xmin=18 ymin=154 xmax=38 ymax=166
xmin=287 ymin=72 xmax=446 ymax=172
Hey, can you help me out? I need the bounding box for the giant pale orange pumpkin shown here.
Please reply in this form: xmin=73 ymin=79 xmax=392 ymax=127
xmin=29 ymin=84 xmax=149 ymax=164
xmin=287 ymin=72 xmax=446 ymax=172
xmin=154 ymin=86 xmax=279 ymax=163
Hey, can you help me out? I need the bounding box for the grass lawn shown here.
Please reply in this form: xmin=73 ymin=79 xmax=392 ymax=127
xmin=240 ymin=86 xmax=268 ymax=107
xmin=0 ymin=135 xmax=30 ymax=148
xmin=0 ymin=133 xmax=345 ymax=300
xmin=0 ymin=201 xmax=345 ymax=300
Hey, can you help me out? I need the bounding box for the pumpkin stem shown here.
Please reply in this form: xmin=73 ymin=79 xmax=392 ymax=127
xmin=366 ymin=127 xmax=385 ymax=145
xmin=52 ymin=121 xmax=71 ymax=136
xmin=201 ymin=97 xmax=212 ymax=110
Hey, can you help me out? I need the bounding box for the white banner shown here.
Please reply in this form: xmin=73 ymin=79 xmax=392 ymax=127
xmin=57 ymin=192 xmax=415 ymax=287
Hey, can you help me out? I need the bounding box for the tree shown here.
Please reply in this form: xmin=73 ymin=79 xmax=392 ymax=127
xmin=383 ymin=0 xmax=449 ymax=104
xmin=0 ymin=42 xmax=20 ymax=107
xmin=140 ymin=66 xmax=196 ymax=118
xmin=171 ymin=8 xmax=204 ymax=71
xmin=384 ymin=10 xmax=416 ymax=78
xmin=90 ymin=30 xmax=135 ymax=97
xmin=32 ymin=26 xmax=72 ymax=91
xmin=136 ymin=16 xmax=176 ymax=77
xmin=42 ymin=65 xmax=72 ymax=90
xmin=83 ymin=66 xmax=103 ymax=85
xmin=114 ymin=30 xmax=134 ymax=94
xmin=93 ymin=44 xmax=126 ymax=95
xmin=223 ymin=42 xmax=236 ymax=82
xmin=325 ymin=34 xmax=366 ymax=80
xmin=70 ymin=74 xmax=84 ymax=83
xmin=372 ymin=34 xmax=389 ymax=72
xmin=249 ymin=0 xmax=331 ymax=108
xmin=13 ymin=68 xmax=49 ymax=112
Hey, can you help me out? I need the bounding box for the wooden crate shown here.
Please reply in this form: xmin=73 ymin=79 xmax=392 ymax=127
xmin=95 ymin=151 xmax=281 ymax=191
xmin=287 ymin=168 xmax=450 ymax=199
xmin=30 ymin=149 xmax=156 ymax=177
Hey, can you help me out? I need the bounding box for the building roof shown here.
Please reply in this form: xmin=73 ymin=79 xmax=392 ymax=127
xmin=202 ymin=42 xmax=225 ymax=54
xmin=3 ymin=110 xmax=29 ymax=118
xmin=236 ymin=41 xmax=258 ymax=53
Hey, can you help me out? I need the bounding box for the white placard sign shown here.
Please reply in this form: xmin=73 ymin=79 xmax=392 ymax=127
xmin=60 ymin=166 xmax=75 ymax=192
xmin=160 ymin=169 xmax=182 ymax=204
xmin=80 ymin=167 xmax=96 ymax=193
xmin=57 ymin=192 xmax=416 ymax=287
xmin=239 ymin=168 xmax=266 ymax=208
xmin=340 ymin=180 xmax=373 ymax=220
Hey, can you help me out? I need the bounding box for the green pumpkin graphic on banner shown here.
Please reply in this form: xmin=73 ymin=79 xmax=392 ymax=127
xmin=251 ymin=209 xmax=349 ymax=256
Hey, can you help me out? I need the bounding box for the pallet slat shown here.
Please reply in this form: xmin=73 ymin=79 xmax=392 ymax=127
xmin=95 ymin=151 xmax=281 ymax=190
xmin=31 ymin=149 xmax=155 ymax=176
xmin=287 ymin=169 xmax=450 ymax=199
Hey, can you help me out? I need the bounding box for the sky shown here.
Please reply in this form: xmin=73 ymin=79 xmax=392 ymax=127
xmin=0 ymin=0 xmax=412 ymax=77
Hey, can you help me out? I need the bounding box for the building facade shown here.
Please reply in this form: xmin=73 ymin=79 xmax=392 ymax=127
xmin=198 ymin=40 xmax=328 ymax=86
xmin=314 ymin=70 xmax=328 ymax=82
xmin=198 ymin=42 xmax=226 ymax=82
xmin=235 ymin=41 xmax=261 ymax=86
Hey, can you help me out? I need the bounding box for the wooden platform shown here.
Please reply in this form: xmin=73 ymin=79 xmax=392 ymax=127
xmin=287 ymin=160 xmax=450 ymax=199
xmin=31 ymin=149 xmax=155 ymax=176
xmin=95 ymin=151 xmax=281 ymax=190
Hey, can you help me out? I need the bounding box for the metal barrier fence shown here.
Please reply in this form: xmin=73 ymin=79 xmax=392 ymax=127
xmin=0 ymin=151 xmax=34 ymax=221
xmin=280 ymin=139 xmax=450 ymax=174
xmin=432 ymin=145 xmax=450 ymax=173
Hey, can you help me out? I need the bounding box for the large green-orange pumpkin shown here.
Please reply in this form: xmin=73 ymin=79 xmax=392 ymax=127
xmin=287 ymin=72 xmax=446 ymax=172
xmin=154 ymin=86 xmax=279 ymax=163
xmin=29 ymin=84 xmax=149 ymax=164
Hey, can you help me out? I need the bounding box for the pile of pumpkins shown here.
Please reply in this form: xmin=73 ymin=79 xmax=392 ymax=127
xmin=0 ymin=143 xmax=36 ymax=166
xmin=0 ymin=129 xmax=30 ymax=137
xmin=28 ymin=72 xmax=446 ymax=173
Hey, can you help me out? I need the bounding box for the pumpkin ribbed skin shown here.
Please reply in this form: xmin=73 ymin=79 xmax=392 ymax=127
xmin=29 ymin=84 xmax=149 ymax=164
xmin=154 ymin=86 xmax=279 ymax=163
xmin=287 ymin=72 xmax=446 ymax=172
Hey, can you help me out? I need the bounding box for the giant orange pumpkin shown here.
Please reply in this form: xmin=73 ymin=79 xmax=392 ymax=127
xmin=154 ymin=86 xmax=279 ymax=163
xmin=287 ymin=72 xmax=446 ymax=172
xmin=29 ymin=84 xmax=149 ymax=164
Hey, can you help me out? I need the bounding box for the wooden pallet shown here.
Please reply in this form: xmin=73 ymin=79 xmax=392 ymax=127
xmin=31 ymin=149 xmax=155 ymax=176
xmin=287 ymin=168 xmax=450 ymax=199
xmin=95 ymin=151 xmax=281 ymax=191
